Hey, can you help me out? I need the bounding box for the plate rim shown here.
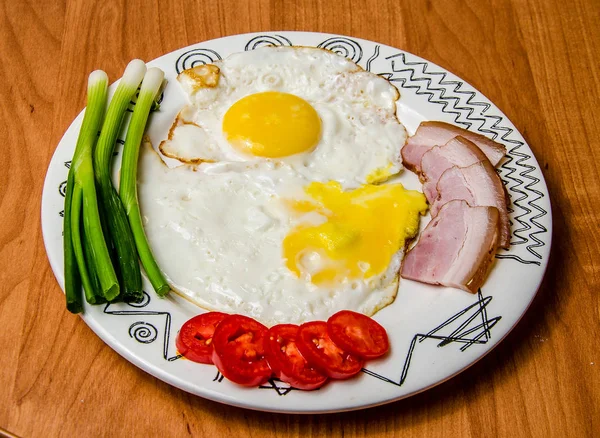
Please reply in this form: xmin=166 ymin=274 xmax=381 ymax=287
xmin=41 ymin=30 xmax=553 ymax=414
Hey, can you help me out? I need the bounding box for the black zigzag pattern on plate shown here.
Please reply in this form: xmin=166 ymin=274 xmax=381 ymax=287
xmin=208 ymin=290 xmax=500 ymax=394
xmin=211 ymin=371 xmax=305 ymax=396
xmin=362 ymin=290 xmax=501 ymax=387
xmin=381 ymin=53 xmax=548 ymax=265
xmin=175 ymin=48 xmax=222 ymax=74
xmin=245 ymin=34 xmax=293 ymax=51
xmin=495 ymin=139 xmax=548 ymax=264
xmin=103 ymin=291 xmax=181 ymax=361
xmin=317 ymin=36 xmax=363 ymax=64
xmin=258 ymin=378 xmax=306 ymax=396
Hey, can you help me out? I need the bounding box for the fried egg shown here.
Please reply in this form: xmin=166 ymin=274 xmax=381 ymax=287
xmin=138 ymin=143 xmax=427 ymax=326
xmin=159 ymin=46 xmax=406 ymax=187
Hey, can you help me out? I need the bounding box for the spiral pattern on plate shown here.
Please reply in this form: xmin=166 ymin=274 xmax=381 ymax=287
xmin=317 ymin=37 xmax=363 ymax=63
xmin=126 ymin=291 xmax=151 ymax=308
xmin=128 ymin=321 xmax=158 ymax=344
xmin=244 ymin=34 xmax=293 ymax=51
xmin=58 ymin=180 xmax=67 ymax=197
xmin=175 ymin=48 xmax=222 ymax=74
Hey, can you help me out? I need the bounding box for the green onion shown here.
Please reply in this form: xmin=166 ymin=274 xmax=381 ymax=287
xmin=120 ymin=67 xmax=170 ymax=296
xmin=81 ymin=215 xmax=108 ymax=304
xmin=71 ymin=186 xmax=108 ymax=305
xmin=63 ymin=169 xmax=82 ymax=313
xmin=93 ymin=60 xmax=146 ymax=302
xmin=67 ymin=70 xmax=120 ymax=305
xmin=70 ymin=181 xmax=96 ymax=304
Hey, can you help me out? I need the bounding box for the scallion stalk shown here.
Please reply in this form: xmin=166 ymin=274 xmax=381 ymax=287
xmin=63 ymin=169 xmax=82 ymax=313
xmin=68 ymin=70 xmax=120 ymax=304
xmin=81 ymin=214 xmax=108 ymax=304
xmin=120 ymin=68 xmax=170 ymax=296
xmin=93 ymin=60 xmax=146 ymax=302
xmin=70 ymin=182 xmax=96 ymax=304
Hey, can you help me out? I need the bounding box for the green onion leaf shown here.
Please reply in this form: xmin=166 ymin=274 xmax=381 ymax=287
xmin=93 ymin=60 xmax=146 ymax=302
xmin=120 ymin=68 xmax=170 ymax=296
xmin=69 ymin=70 xmax=121 ymax=304
xmin=63 ymin=169 xmax=82 ymax=313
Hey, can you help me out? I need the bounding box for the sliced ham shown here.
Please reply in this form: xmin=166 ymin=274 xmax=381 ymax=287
xmin=431 ymin=161 xmax=510 ymax=248
xmin=420 ymin=136 xmax=488 ymax=203
xmin=401 ymin=200 xmax=499 ymax=293
xmin=401 ymin=121 xmax=507 ymax=173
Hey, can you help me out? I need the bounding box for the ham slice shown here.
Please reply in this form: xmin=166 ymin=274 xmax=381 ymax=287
xmin=431 ymin=161 xmax=510 ymax=248
xmin=401 ymin=200 xmax=499 ymax=293
xmin=420 ymin=136 xmax=488 ymax=203
xmin=401 ymin=121 xmax=507 ymax=173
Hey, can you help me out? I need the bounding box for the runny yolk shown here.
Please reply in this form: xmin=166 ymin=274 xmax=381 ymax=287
xmin=222 ymin=91 xmax=322 ymax=158
xmin=283 ymin=181 xmax=428 ymax=285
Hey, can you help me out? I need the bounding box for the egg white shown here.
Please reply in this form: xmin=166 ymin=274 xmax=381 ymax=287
xmin=138 ymin=142 xmax=400 ymax=325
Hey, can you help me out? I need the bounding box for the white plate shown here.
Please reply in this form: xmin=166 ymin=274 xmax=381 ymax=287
xmin=41 ymin=32 xmax=552 ymax=413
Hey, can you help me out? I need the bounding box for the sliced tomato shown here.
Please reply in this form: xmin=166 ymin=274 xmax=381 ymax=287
xmin=176 ymin=312 xmax=228 ymax=364
xmin=211 ymin=314 xmax=272 ymax=386
xmin=327 ymin=310 xmax=390 ymax=359
xmin=265 ymin=324 xmax=328 ymax=390
xmin=296 ymin=321 xmax=364 ymax=380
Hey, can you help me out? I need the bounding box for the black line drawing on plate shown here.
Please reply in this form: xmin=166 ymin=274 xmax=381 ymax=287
xmin=129 ymin=321 xmax=158 ymax=344
xmin=362 ymin=290 xmax=501 ymax=387
xmin=103 ymin=292 xmax=181 ymax=361
xmin=58 ymin=180 xmax=67 ymax=197
xmin=125 ymin=89 xmax=164 ymax=113
xmin=259 ymin=378 xmax=305 ymax=396
xmin=212 ymin=371 xmax=305 ymax=396
xmin=245 ymin=34 xmax=293 ymax=51
xmin=209 ymin=290 xmax=500 ymax=394
xmin=380 ymin=52 xmax=548 ymax=265
xmin=366 ymin=45 xmax=380 ymax=71
xmin=52 ymin=36 xmax=551 ymax=399
xmin=175 ymin=48 xmax=222 ymax=74
xmin=211 ymin=370 xmax=310 ymax=397
xmin=126 ymin=290 xmax=152 ymax=307
xmin=317 ymin=36 xmax=363 ymax=64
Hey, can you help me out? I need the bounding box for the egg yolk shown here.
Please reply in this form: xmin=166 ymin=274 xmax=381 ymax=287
xmin=283 ymin=182 xmax=428 ymax=285
xmin=366 ymin=162 xmax=394 ymax=184
xmin=222 ymin=91 xmax=321 ymax=158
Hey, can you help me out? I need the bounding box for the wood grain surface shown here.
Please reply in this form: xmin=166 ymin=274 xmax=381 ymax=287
xmin=1 ymin=0 xmax=599 ymax=436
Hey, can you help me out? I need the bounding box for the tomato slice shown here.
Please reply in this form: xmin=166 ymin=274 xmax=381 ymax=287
xmin=296 ymin=321 xmax=364 ymax=379
xmin=327 ymin=310 xmax=390 ymax=359
xmin=265 ymin=324 xmax=328 ymax=390
xmin=211 ymin=314 xmax=272 ymax=386
xmin=176 ymin=312 xmax=228 ymax=364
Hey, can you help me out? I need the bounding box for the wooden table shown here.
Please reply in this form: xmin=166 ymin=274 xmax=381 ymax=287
xmin=1 ymin=0 xmax=598 ymax=436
